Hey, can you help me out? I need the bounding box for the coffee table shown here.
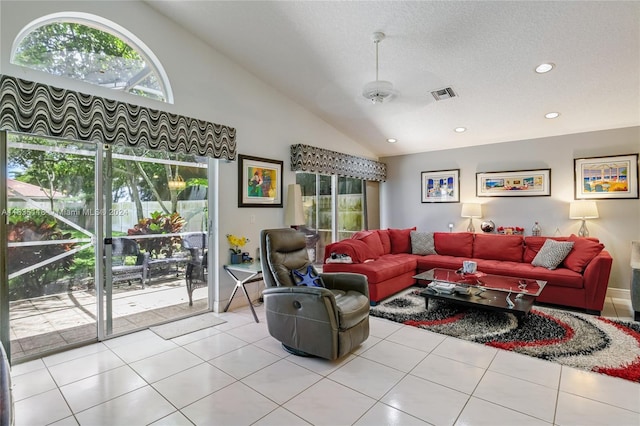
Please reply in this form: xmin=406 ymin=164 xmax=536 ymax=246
xmin=413 ymin=268 xmax=546 ymax=319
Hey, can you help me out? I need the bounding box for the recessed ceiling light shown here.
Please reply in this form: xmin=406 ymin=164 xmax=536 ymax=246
xmin=386 ymin=138 xmax=397 ymax=143
xmin=545 ymin=112 xmax=560 ymax=119
xmin=535 ymin=63 xmax=555 ymax=73
xmin=454 ymin=127 xmax=467 ymax=133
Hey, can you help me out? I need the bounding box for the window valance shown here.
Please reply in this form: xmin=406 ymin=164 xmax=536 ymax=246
xmin=0 ymin=75 xmax=236 ymax=160
xmin=290 ymin=144 xmax=386 ymax=182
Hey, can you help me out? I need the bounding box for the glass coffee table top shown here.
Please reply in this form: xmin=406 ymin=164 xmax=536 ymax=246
xmin=414 ymin=267 xmax=546 ymax=296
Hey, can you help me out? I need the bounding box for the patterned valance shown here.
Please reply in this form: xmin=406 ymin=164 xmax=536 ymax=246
xmin=0 ymin=75 xmax=236 ymax=160
xmin=290 ymin=144 xmax=386 ymax=181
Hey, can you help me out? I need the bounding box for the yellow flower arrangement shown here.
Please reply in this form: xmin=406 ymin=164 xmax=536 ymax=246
xmin=226 ymin=234 xmax=249 ymax=254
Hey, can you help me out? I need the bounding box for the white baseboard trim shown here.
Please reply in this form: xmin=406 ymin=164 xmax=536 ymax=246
xmin=607 ymin=287 xmax=631 ymax=300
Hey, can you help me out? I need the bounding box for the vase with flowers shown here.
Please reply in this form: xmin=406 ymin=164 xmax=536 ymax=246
xmin=226 ymin=234 xmax=249 ymax=264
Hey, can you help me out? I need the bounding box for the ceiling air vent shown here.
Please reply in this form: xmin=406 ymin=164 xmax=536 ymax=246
xmin=431 ymin=87 xmax=457 ymax=101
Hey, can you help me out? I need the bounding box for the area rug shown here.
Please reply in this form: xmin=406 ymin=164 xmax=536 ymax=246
xmin=150 ymin=313 xmax=226 ymax=340
xmin=370 ymin=287 xmax=640 ymax=383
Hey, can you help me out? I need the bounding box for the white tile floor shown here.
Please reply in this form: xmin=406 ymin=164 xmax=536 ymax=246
xmin=10 ymin=297 xmax=640 ymax=426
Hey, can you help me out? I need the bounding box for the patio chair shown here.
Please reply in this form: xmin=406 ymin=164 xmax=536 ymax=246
xmin=183 ymin=232 xmax=208 ymax=306
xmin=110 ymin=238 xmax=149 ymax=288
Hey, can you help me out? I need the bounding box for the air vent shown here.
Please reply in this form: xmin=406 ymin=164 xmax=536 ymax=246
xmin=431 ymin=87 xmax=457 ymax=101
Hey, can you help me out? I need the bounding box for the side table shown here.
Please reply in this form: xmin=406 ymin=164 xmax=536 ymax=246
xmin=223 ymin=262 xmax=263 ymax=323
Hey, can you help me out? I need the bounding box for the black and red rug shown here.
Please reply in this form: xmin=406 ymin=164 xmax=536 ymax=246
xmin=370 ymin=287 xmax=640 ymax=383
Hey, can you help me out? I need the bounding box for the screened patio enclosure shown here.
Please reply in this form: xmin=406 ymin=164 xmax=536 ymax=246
xmin=0 ymin=76 xmax=236 ymax=362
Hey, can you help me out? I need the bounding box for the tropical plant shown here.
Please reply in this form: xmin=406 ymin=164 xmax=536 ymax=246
xmin=127 ymin=211 xmax=186 ymax=258
xmin=7 ymin=213 xmax=76 ymax=299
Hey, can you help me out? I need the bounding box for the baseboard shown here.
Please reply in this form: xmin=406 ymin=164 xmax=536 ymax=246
xmin=607 ymin=287 xmax=631 ymax=300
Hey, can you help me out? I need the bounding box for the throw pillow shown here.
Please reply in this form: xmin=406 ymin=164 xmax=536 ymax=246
xmin=377 ymin=229 xmax=392 ymax=254
xmin=562 ymin=234 xmax=604 ymax=273
xmin=352 ymin=230 xmax=384 ymax=258
xmin=410 ymin=231 xmax=437 ymax=255
xmin=292 ymin=265 xmax=324 ymax=287
xmin=531 ymin=239 xmax=574 ymax=270
xmin=389 ymin=227 xmax=416 ymax=254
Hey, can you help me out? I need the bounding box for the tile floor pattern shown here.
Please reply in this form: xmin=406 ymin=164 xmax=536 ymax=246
xmin=10 ymin=296 xmax=640 ymax=426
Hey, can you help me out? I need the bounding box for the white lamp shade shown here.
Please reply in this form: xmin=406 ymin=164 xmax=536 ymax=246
xmin=284 ymin=184 xmax=305 ymax=226
xmin=569 ymin=201 xmax=599 ymax=219
xmin=461 ymin=203 xmax=482 ymax=218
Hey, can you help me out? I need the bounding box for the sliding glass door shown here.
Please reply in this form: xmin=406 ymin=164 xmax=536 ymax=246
xmin=4 ymin=132 xmax=211 ymax=361
xmin=6 ymin=134 xmax=99 ymax=360
xmin=101 ymin=145 xmax=209 ymax=338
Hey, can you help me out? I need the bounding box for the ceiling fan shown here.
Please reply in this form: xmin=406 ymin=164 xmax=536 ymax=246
xmin=362 ymin=32 xmax=397 ymax=104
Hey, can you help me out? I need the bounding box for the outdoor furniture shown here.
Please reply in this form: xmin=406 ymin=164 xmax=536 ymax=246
xmin=184 ymin=232 xmax=208 ymax=306
xmin=110 ymin=238 xmax=149 ymax=288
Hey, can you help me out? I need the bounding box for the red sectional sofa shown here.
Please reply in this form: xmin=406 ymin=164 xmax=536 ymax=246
xmin=323 ymin=229 xmax=613 ymax=315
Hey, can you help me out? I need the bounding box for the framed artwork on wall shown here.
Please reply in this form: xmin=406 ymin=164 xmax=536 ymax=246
xmin=476 ymin=169 xmax=551 ymax=197
xmin=421 ymin=169 xmax=460 ymax=203
xmin=238 ymin=154 xmax=283 ymax=207
xmin=574 ymin=153 xmax=639 ymax=200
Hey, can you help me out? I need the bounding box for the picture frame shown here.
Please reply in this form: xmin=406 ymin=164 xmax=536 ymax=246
xmin=238 ymin=154 xmax=283 ymax=207
xmin=421 ymin=169 xmax=460 ymax=203
xmin=476 ymin=169 xmax=551 ymax=197
xmin=574 ymin=153 xmax=639 ymax=200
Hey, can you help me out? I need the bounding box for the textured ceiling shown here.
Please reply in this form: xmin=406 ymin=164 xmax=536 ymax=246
xmin=146 ymin=1 xmax=640 ymax=157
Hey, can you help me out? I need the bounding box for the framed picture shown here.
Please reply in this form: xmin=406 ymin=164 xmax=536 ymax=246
xmin=476 ymin=169 xmax=551 ymax=197
xmin=421 ymin=169 xmax=460 ymax=203
xmin=238 ymin=154 xmax=283 ymax=207
xmin=574 ymin=153 xmax=639 ymax=200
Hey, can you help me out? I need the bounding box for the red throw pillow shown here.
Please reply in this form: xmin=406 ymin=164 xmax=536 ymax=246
xmin=377 ymin=229 xmax=392 ymax=254
xmin=433 ymin=232 xmax=474 ymax=257
xmin=562 ymin=234 xmax=604 ymax=272
xmin=323 ymin=239 xmax=375 ymax=263
xmin=352 ymin=230 xmax=384 ymax=258
xmin=389 ymin=227 xmax=417 ymax=254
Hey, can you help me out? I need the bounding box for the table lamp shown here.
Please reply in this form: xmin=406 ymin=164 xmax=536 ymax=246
xmin=284 ymin=184 xmax=305 ymax=228
xmin=569 ymin=200 xmax=599 ymax=237
xmin=461 ymin=203 xmax=482 ymax=233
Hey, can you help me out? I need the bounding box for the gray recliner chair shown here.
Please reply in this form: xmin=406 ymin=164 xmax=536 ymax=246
xmin=260 ymin=228 xmax=370 ymax=360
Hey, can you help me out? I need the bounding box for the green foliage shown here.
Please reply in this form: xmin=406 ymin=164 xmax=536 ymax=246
xmin=7 ymin=213 xmax=76 ymax=300
xmin=127 ymin=211 xmax=186 ymax=258
xmin=13 ymin=22 xmax=139 ymax=78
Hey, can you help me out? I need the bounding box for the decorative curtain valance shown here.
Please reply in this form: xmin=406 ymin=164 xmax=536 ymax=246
xmin=0 ymin=75 xmax=236 ymax=160
xmin=290 ymin=143 xmax=386 ymax=181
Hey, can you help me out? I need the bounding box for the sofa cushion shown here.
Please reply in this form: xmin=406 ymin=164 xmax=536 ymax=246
xmin=352 ymin=230 xmax=384 ymax=258
xmin=562 ymin=234 xmax=605 ymax=273
xmin=377 ymin=229 xmax=392 ymax=254
xmin=326 ymin=254 xmax=418 ymax=284
xmin=434 ymin=232 xmax=474 ymax=257
xmin=473 ymin=233 xmax=524 ymax=262
xmin=524 ymin=237 xmax=548 ymax=263
xmin=473 ymin=259 xmax=584 ymax=289
xmin=410 ymin=231 xmax=437 ymax=255
xmin=531 ymin=239 xmax=574 ymax=270
xmin=389 ymin=227 xmax=416 ymax=254
xmin=324 ymin=239 xmax=375 ymax=263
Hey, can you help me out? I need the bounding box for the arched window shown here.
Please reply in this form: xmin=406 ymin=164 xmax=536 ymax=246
xmin=11 ymin=12 xmax=173 ymax=103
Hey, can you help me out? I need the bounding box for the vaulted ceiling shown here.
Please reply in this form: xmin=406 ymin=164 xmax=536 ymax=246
xmin=146 ymin=1 xmax=640 ymax=157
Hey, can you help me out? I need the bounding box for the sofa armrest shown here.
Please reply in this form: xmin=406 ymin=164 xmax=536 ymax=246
xmin=320 ymin=272 xmax=369 ymax=298
xmin=582 ymin=250 xmax=613 ymax=312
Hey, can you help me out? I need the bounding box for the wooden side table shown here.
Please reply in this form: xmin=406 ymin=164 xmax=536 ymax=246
xmin=223 ymin=262 xmax=263 ymax=322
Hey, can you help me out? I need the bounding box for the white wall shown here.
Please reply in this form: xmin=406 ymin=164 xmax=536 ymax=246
xmin=381 ymin=126 xmax=640 ymax=291
xmin=0 ymin=1 xmax=377 ymax=309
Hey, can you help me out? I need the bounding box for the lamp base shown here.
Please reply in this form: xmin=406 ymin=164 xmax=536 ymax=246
xmin=578 ymin=220 xmax=589 ymax=237
xmin=466 ymin=218 xmax=475 ymax=233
